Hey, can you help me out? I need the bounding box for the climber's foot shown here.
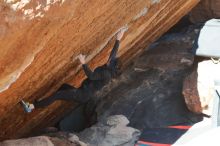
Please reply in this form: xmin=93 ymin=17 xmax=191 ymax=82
xmin=20 ymin=100 xmax=34 ymax=113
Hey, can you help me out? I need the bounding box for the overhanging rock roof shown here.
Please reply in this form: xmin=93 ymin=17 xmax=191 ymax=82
xmin=0 ymin=0 xmax=199 ymax=140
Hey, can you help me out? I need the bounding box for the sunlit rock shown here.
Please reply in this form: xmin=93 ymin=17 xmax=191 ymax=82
xmin=0 ymin=0 xmax=199 ymax=140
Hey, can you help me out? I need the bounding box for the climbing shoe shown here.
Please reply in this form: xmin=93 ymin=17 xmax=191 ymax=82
xmin=20 ymin=100 xmax=34 ymax=113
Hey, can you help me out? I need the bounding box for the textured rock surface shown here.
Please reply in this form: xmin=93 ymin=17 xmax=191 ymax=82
xmin=189 ymin=0 xmax=220 ymax=23
xmin=78 ymin=115 xmax=140 ymax=146
xmin=0 ymin=0 xmax=199 ymax=140
xmin=0 ymin=136 xmax=54 ymax=146
xmin=92 ymin=28 xmax=203 ymax=130
xmin=183 ymin=59 xmax=220 ymax=115
xmin=182 ymin=68 xmax=202 ymax=113
xmin=0 ymin=136 xmax=79 ymax=146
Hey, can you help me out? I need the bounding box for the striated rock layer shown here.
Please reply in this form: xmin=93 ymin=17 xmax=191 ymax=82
xmin=0 ymin=0 xmax=199 ymax=140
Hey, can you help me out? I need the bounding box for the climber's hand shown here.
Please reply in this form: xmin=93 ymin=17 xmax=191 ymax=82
xmin=78 ymin=54 xmax=86 ymax=64
xmin=116 ymin=28 xmax=126 ymax=41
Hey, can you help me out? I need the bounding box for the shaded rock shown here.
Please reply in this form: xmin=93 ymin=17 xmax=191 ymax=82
xmin=44 ymin=131 xmax=87 ymax=146
xmin=44 ymin=127 xmax=59 ymax=133
xmin=67 ymin=133 xmax=79 ymax=142
xmin=49 ymin=137 xmax=80 ymax=146
xmin=59 ymin=105 xmax=86 ymax=132
xmin=93 ymin=30 xmax=203 ymax=131
xmin=106 ymin=115 xmax=129 ymax=126
xmin=189 ymin=0 xmax=220 ymax=24
xmin=182 ymin=68 xmax=202 ymax=113
xmin=0 ymin=136 xmax=77 ymax=146
xmin=65 ymin=133 xmax=87 ymax=146
xmin=197 ymin=60 xmax=220 ymax=115
xmin=78 ymin=115 xmax=140 ymax=146
xmin=0 ymin=136 xmax=53 ymax=146
xmin=183 ymin=60 xmax=220 ymax=115
xmin=180 ymin=57 xmax=194 ymax=67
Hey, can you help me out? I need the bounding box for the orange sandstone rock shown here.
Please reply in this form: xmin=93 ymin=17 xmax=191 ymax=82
xmin=0 ymin=0 xmax=199 ymax=140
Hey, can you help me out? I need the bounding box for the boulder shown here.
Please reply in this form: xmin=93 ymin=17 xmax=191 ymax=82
xmin=182 ymin=68 xmax=202 ymax=113
xmin=93 ymin=29 xmax=203 ymax=131
xmin=183 ymin=60 xmax=220 ymax=115
xmin=0 ymin=136 xmax=78 ymax=146
xmin=0 ymin=0 xmax=199 ymax=140
xmin=78 ymin=115 xmax=140 ymax=146
xmin=189 ymin=0 xmax=220 ymax=23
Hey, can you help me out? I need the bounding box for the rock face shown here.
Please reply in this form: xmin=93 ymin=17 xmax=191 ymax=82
xmin=0 ymin=136 xmax=79 ymax=146
xmin=92 ymin=28 xmax=203 ymax=131
xmin=189 ymin=0 xmax=220 ymax=23
xmin=0 ymin=115 xmax=139 ymax=146
xmin=78 ymin=115 xmax=140 ymax=146
xmin=183 ymin=60 xmax=220 ymax=115
xmin=0 ymin=0 xmax=199 ymax=140
xmin=182 ymin=68 xmax=202 ymax=113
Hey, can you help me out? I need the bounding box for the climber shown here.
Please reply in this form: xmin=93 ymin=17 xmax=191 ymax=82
xmin=21 ymin=28 xmax=126 ymax=113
